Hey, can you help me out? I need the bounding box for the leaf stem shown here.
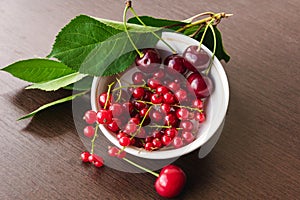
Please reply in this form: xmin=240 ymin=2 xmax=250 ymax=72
xmin=123 ymin=4 xmax=144 ymax=58
xmin=122 ymin=157 xmax=159 ymax=177
xmin=129 ymin=7 xmax=177 ymax=54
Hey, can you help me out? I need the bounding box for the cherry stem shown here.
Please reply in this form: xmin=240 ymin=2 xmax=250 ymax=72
xmin=104 ymin=82 xmax=115 ymax=109
xmin=90 ymin=124 xmax=99 ymax=154
xmin=123 ymin=3 xmax=144 ymax=58
xmin=129 ymin=7 xmax=177 ymax=54
xmin=122 ymin=157 xmax=159 ymax=177
xmin=205 ymin=24 xmax=217 ymax=76
xmin=197 ymin=19 xmax=214 ymax=52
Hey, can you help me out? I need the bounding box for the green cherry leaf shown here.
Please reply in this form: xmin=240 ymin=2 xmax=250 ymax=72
xmin=26 ymin=72 xmax=87 ymax=91
xmin=128 ymin=16 xmax=187 ymax=31
xmin=1 ymin=58 xmax=75 ymax=83
xmin=48 ymin=15 xmax=122 ymax=71
xmin=79 ymin=31 xmax=159 ymax=76
xmin=18 ymin=91 xmax=88 ymax=120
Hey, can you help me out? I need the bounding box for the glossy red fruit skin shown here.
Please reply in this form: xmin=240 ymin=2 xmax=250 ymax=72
xmin=83 ymin=110 xmax=97 ymax=124
xmin=176 ymin=108 xmax=189 ymax=120
xmin=109 ymin=103 xmax=123 ymax=117
xmin=83 ymin=126 xmax=95 ymax=138
xmin=161 ymin=135 xmax=172 ymax=146
xmin=96 ymin=109 xmax=113 ymax=124
xmin=132 ymin=87 xmax=145 ymax=99
xmin=119 ymin=136 xmax=131 ymax=147
xmin=106 ymin=119 xmax=120 ymax=133
xmin=151 ymin=93 xmax=163 ymax=104
xmin=135 ymin=48 xmax=162 ymax=73
xmin=98 ymin=92 xmax=113 ymax=108
xmin=80 ymin=151 xmax=90 ymax=162
xmin=164 ymin=113 xmax=178 ymax=127
xmin=164 ymin=55 xmax=187 ymax=75
xmin=132 ymin=71 xmax=145 ymax=84
xmin=163 ymin=92 xmax=176 ymax=104
xmin=153 ymin=68 xmax=166 ymax=79
xmin=187 ymin=73 xmax=211 ymax=98
xmin=147 ymin=78 xmax=161 ymax=89
xmin=183 ymin=45 xmax=210 ymax=71
xmin=155 ymin=165 xmax=186 ymax=198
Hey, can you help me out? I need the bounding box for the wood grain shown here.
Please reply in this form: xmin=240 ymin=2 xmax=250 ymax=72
xmin=0 ymin=0 xmax=299 ymax=199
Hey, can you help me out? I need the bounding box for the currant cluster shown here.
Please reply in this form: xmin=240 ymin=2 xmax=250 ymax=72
xmin=94 ymin=47 xmax=212 ymax=152
xmin=80 ymin=151 xmax=104 ymax=168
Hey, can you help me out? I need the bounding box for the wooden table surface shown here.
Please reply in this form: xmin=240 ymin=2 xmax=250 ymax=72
xmin=0 ymin=0 xmax=299 ymax=199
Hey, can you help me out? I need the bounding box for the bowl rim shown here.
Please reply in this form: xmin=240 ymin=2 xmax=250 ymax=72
xmin=91 ymin=32 xmax=229 ymax=159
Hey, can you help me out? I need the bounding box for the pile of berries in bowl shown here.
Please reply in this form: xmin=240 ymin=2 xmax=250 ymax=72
xmin=91 ymin=32 xmax=229 ymax=159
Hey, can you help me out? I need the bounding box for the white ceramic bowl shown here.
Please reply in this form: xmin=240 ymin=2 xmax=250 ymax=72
xmin=91 ymin=32 xmax=229 ymax=160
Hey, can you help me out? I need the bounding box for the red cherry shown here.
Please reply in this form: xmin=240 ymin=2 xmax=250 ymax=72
xmin=83 ymin=126 xmax=95 ymax=138
xmin=155 ymin=165 xmax=186 ymax=198
xmin=83 ymin=110 xmax=97 ymax=124
xmin=164 ymin=55 xmax=187 ymax=75
xmin=183 ymin=45 xmax=210 ymax=71
xmin=187 ymin=73 xmax=212 ymax=98
xmin=135 ymin=48 xmax=162 ymax=73
xmin=96 ymin=109 xmax=113 ymax=124
xmin=80 ymin=151 xmax=90 ymax=162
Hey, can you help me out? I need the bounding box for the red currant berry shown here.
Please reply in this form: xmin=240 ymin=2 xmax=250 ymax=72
xmin=132 ymin=87 xmax=145 ymax=99
xmin=176 ymin=108 xmax=189 ymax=120
xmin=134 ymin=101 xmax=147 ymax=110
xmin=129 ymin=117 xmax=140 ymax=125
xmin=140 ymin=107 xmax=150 ymax=118
xmin=135 ymin=48 xmax=162 ymax=73
xmin=175 ymin=89 xmax=188 ymax=102
xmin=153 ymin=68 xmax=165 ymax=79
xmin=117 ymin=131 xmax=127 ymax=140
xmin=96 ymin=109 xmax=113 ymax=124
xmin=94 ymin=160 xmax=104 ymax=168
xmin=125 ymin=123 xmax=137 ymax=134
xmin=192 ymin=99 xmax=204 ymax=109
xmin=164 ymin=113 xmax=178 ymax=127
xmin=83 ymin=126 xmax=95 ymax=138
xmin=83 ymin=110 xmax=97 ymax=124
xmin=162 ymin=135 xmax=172 ymax=146
xmin=180 ymin=121 xmax=194 ymax=131
xmin=136 ymin=128 xmax=146 ymax=138
xmin=147 ymin=78 xmax=161 ymax=89
xmin=117 ymin=151 xmax=127 ymax=159
xmin=98 ymin=92 xmax=113 ymax=108
xmin=132 ymin=71 xmax=145 ymax=84
xmin=163 ymin=92 xmax=176 ymax=104
xmin=106 ymin=119 xmax=120 ymax=133
xmin=109 ymin=103 xmax=123 ymax=117
xmin=108 ymin=146 xmax=119 ymax=157
xmin=145 ymin=136 xmax=154 ymax=143
xmin=151 ymin=93 xmax=163 ymax=104
xmin=165 ymin=128 xmax=178 ymax=138
xmin=195 ymin=112 xmax=206 ymax=123
xmin=173 ymin=137 xmax=184 ymax=148
xmin=182 ymin=131 xmax=195 ymax=143
xmin=152 ymin=130 xmax=163 ymax=139
xmin=161 ymin=103 xmax=171 ymax=114
xmin=156 ymin=86 xmax=169 ymax=94
xmin=143 ymin=91 xmax=152 ymax=101
xmin=152 ymin=138 xmax=162 ymax=148
xmin=122 ymin=102 xmax=134 ymax=114
xmin=150 ymin=110 xmax=163 ymax=123
xmin=167 ymin=82 xmax=180 ymax=92
xmin=145 ymin=142 xmax=154 ymax=151
xmin=80 ymin=151 xmax=90 ymax=162
xmin=119 ymin=136 xmax=131 ymax=147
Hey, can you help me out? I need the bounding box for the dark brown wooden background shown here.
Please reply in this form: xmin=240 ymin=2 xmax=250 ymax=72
xmin=0 ymin=0 xmax=299 ymax=199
